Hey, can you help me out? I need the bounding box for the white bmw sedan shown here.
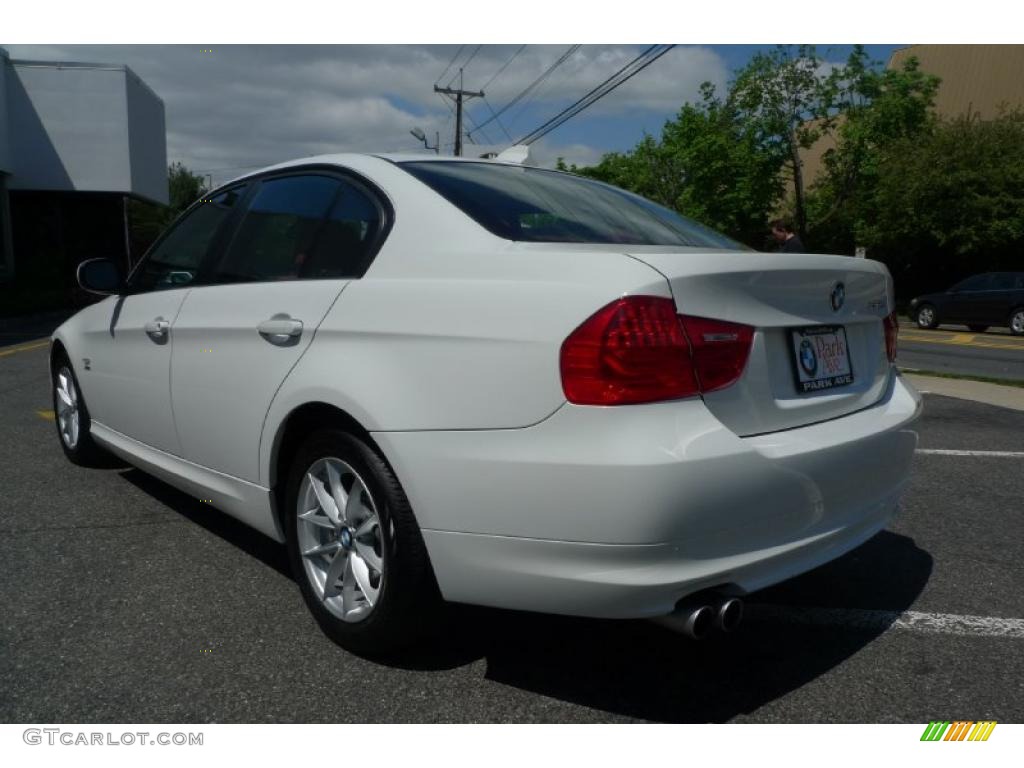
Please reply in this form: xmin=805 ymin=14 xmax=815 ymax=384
xmin=51 ymin=154 xmax=921 ymax=652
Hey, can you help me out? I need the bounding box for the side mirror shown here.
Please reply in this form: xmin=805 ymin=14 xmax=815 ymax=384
xmin=77 ymin=259 xmax=123 ymax=295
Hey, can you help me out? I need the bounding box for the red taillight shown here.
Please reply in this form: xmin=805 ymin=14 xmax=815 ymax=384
xmin=679 ymin=315 xmax=755 ymax=393
xmin=560 ymin=296 xmax=698 ymax=405
xmin=883 ymin=310 xmax=899 ymax=363
xmin=560 ymin=296 xmax=753 ymax=406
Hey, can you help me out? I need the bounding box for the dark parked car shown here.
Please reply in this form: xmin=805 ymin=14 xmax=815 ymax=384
xmin=909 ymin=272 xmax=1024 ymax=336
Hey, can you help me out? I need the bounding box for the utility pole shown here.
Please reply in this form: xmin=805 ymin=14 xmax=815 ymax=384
xmin=434 ymin=70 xmax=483 ymax=157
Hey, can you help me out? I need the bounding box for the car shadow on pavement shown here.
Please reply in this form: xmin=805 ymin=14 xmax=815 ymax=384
xmin=393 ymin=530 xmax=934 ymax=722
xmin=118 ymin=468 xmax=291 ymax=579
xmin=114 ymin=465 xmax=933 ymax=722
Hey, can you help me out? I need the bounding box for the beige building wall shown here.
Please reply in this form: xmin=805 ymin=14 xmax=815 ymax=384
xmin=801 ymin=44 xmax=1024 ymax=186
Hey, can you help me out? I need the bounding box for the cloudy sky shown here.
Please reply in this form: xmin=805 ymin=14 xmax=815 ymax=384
xmin=4 ymin=44 xmax=899 ymax=185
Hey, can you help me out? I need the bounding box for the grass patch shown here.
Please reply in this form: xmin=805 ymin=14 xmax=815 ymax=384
xmin=900 ymin=368 xmax=1024 ymax=389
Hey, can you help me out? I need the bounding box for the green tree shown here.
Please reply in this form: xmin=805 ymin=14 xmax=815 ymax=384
xmin=807 ymin=50 xmax=941 ymax=254
xmin=564 ymin=84 xmax=784 ymax=246
xmin=863 ymin=109 xmax=1024 ymax=291
xmin=728 ymin=45 xmax=840 ymax=237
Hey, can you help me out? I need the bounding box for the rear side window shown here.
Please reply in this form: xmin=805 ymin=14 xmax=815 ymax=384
xmin=215 ymin=176 xmax=339 ymax=282
xmin=953 ymin=274 xmax=994 ymax=291
xmin=130 ymin=186 xmax=246 ymax=292
xmin=399 ymin=161 xmax=744 ymax=249
xmin=302 ymin=182 xmax=382 ymax=278
xmin=214 ymin=174 xmax=383 ymax=282
xmin=991 ymin=273 xmax=1018 ymax=290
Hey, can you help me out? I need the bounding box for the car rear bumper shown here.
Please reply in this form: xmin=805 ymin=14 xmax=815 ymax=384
xmin=373 ymin=371 xmax=922 ymax=619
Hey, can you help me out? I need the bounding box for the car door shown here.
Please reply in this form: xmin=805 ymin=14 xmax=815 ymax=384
xmin=945 ymin=273 xmax=994 ymax=323
xmin=169 ymin=171 xmax=388 ymax=483
xmin=983 ymin=273 xmax=1016 ymax=324
xmin=78 ymin=186 xmax=248 ymax=454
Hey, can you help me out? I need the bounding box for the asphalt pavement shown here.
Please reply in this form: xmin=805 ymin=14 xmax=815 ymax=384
xmin=897 ymin=323 xmax=1024 ymax=381
xmin=1 ymin=336 xmax=1022 ymax=723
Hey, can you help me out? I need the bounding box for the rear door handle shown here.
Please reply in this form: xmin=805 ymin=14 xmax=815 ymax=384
xmin=144 ymin=318 xmax=170 ymax=339
xmin=257 ymin=316 xmax=303 ymax=342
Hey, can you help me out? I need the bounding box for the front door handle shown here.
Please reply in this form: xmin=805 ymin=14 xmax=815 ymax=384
xmin=257 ymin=315 xmax=303 ymax=343
xmin=144 ymin=318 xmax=170 ymax=339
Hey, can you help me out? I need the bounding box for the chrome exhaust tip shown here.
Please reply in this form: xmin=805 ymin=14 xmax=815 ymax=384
xmin=716 ymin=598 xmax=744 ymax=633
xmin=655 ymin=603 xmax=716 ymax=639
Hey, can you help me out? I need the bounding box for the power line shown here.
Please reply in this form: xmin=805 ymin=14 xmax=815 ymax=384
xmin=463 ymin=108 xmax=495 ymax=145
xmin=481 ymin=44 xmax=527 ymax=91
xmin=469 ymin=44 xmax=580 ymax=137
xmin=515 ymin=45 xmax=675 ymax=145
xmin=483 ymin=97 xmax=514 ymax=142
xmin=436 ymin=45 xmax=465 ymax=86
xmin=446 ymin=45 xmax=482 ymax=88
xmin=503 ymin=44 xmax=584 ymax=131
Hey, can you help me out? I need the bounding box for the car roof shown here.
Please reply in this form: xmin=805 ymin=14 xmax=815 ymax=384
xmin=215 ymin=152 xmax=541 ymax=191
xmin=256 ymin=152 xmax=525 ymax=172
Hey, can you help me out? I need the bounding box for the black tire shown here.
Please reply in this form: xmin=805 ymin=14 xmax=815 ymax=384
xmin=967 ymin=325 xmax=989 ymax=333
xmin=285 ymin=428 xmax=442 ymax=655
xmin=1009 ymin=307 xmax=1024 ymax=337
xmin=51 ymin=353 xmax=108 ymax=467
xmin=915 ymin=303 xmax=939 ymax=329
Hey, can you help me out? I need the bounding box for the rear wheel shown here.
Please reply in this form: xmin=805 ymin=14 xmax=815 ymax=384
xmin=1010 ymin=308 xmax=1024 ymax=336
xmin=52 ymin=357 xmax=107 ymax=466
xmin=915 ymin=304 xmax=938 ymax=329
xmin=285 ymin=428 xmax=441 ymax=655
xmin=967 ymin=325 xmax=989 ymax=333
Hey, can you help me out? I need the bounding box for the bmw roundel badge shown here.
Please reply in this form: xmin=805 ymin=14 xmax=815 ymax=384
xmin=799 ymin=339 xmax=818 ymax=376
xmin=830 ymin=282 xmax=845 ymax=312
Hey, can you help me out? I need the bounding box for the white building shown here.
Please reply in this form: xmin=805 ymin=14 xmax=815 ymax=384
xmin=0 ymin=48 xmax=167 ymax=302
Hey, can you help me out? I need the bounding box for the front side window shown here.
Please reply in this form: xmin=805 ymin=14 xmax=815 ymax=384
xmin=399 ymin=161 xmax=745 ymax=249
xmin=130 ymin=186 xmax=246 ymax=292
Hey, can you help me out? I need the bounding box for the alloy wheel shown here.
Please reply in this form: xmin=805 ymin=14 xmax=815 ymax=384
xmin=1012 ymin=310 xmax=1024 ymax=335
xmin=917 ymin=307 xmax=935 ymax=328
xmin=55 ymin=367 xmax=80 ymax=449
xmin=296 ymin=457 xmax=384 ymax=623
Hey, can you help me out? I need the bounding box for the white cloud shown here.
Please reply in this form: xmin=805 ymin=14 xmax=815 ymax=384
xmin=2 ymin=44 xmax=729 ymax=184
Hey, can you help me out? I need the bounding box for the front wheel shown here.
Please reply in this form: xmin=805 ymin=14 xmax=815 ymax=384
xmin=915 ymin=304 xmax=939 ymax=329
xmin=285 ymin=429 xmax=441 ymax=655
xmin=52 ymin=357 xmax=107 ymax=466
xmin=1010 ymin=308 xmax=1024 ymax=337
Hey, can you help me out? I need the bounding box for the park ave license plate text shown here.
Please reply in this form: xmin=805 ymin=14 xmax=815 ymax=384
xmin=790 ymin=326 xmax=854 ymax=393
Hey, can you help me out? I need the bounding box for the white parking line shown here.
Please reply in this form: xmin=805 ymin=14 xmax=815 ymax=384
xmin=915 ymin=449 xmax=1024 ymax=457
xmin=751 ymin=605 xmax=1024 ymax=639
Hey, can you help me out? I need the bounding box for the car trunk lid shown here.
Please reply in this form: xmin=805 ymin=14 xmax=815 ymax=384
xmin=625 ymin=248 xmax=895 ymax=436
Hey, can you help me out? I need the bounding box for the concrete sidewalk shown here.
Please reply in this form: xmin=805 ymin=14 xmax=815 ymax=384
xmin=904 ymin=373 xmax=1024 ymax=412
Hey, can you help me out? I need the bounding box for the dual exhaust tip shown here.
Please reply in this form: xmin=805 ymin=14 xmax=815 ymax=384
xmin=656 ymin=596 xmax=744 ymax=639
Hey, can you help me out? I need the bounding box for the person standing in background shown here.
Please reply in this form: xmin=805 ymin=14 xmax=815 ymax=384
xmin=770 ymin=219 xmax=806 ymax=253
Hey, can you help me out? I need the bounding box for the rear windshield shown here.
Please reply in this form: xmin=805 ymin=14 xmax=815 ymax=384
xmin=399 ymin=161 xmax=745 ymax=249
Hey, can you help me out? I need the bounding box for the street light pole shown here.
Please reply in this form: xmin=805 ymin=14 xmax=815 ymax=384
xmin=410 ymin=127 xmax=439 ymax=154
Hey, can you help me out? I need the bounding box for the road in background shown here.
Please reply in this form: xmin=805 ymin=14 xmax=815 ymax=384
xmin=897 ymin=325 xmax=1024 ymax=381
